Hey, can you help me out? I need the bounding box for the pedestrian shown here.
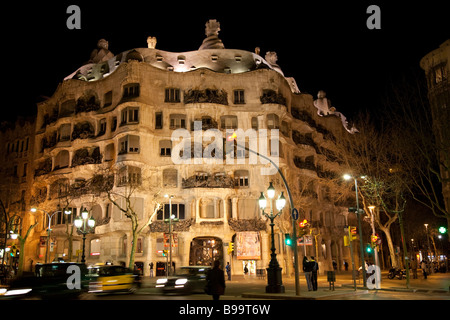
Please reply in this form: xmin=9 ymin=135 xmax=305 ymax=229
xmin=344 ymin=261 xmax=349 ymax=271
xmin=225 ymin=262 xmax=231 ymax=281
xmin=310 ymin=256 xmax=319 ymax=291
xmin=149 ymin=262 xmax=154 ymax=277
xmin=421 ymin=260 xmax=427 ymax=279
xmin=410 ymin=258 xmax=418 ymax=279
xmin=205 ymin=260 xmax=226 ymax=301
xmin=303 ymin=256 xmax=313 ymax=291
xmin=244 ymin=263 xmax=249 ymax=275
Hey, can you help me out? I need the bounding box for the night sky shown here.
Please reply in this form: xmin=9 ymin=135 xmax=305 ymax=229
xmin=2 ymin=1 xmax=448 ymax=122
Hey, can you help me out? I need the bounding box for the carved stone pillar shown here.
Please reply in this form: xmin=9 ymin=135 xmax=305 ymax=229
xmin=232 ymin=198 xmax=238 ymax=219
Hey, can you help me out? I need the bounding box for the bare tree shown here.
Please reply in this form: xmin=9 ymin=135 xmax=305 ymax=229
xmin=96 ymin=165 xmax=162 ymax=269
xmin=335 ymin=114 xmax=408 ymax=268
xmin=386 ymin=75 xmax=450 ymax=237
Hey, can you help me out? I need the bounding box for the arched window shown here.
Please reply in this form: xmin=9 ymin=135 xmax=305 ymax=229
xmin=91 ymin=204 xmax=103 ymax=224
xmin=104 ymin=143 xmax=115 ymax=161
xmin=54 ymin=150 xmax=69 ymax=170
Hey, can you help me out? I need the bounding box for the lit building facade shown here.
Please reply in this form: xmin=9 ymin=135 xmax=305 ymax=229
xmin=2 ymin=20 xmax=359 ymax=277
xmin=420 ymin=40 xmax=450 ymax=229
xmin=420 ymin=40 xmax=450 ymax=221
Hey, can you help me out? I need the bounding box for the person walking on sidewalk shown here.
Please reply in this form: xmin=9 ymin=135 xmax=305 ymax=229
xmin=206 ymin=260 xmax=226 ymax=301
xmin=303 ymin=256 xmax=313 ymax=291
xmin=149 ymin=262 xmax=154 ymax=277
xmin=225 ymin=262 xmax=231 ymax=281
xmin=310 ymin=256 xmax=319 ymax=291
xmin=421 ymin=260 xmax=427 ymax=279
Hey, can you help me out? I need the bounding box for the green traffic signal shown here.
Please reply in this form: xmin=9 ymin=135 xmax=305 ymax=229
xmin=285 ymin=234 xmax=292 ymax=246
xmin=366 ymin=244 xmax=373 ymax=253
xmin=438 ymin=226 xmax=447 ymax=234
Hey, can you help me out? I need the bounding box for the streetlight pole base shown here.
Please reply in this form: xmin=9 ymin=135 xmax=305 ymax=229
xmin=265 ymin=266 xmax=285 ymax=293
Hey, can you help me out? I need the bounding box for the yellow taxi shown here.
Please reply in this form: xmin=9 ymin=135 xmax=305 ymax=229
xmin=88 ymin=265 xmax=137 ymax=294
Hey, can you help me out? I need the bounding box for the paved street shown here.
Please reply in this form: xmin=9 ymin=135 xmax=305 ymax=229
xmin=80 ymin=270 xmax=450 ymax=300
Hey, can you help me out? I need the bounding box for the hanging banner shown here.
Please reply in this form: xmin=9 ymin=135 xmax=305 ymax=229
xmin=236 ymin=231 xmax=261 ymax=260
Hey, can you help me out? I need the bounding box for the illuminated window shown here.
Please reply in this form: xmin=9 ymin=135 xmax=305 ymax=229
xmin=159 ymin=140 xmax=172 ymax=157
xmin=220 ymin=115 xmax=238 ymax=129
xmin=118 ymin=135 xmax=140 ymax=154
xmin=234 ymin=90 xmax=245 ymax=104
xmin=169 ymin=114 xmax=186 ymax=129
xmin=121 ymin=107 xmax=139 ymax=125
xmin=165 ymin=88 xmax=181 ymax=102
xmin=122 ymin=83 xmax=140 ymax=99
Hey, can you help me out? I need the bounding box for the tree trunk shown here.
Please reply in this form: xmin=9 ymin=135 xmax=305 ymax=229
xmin=129 ymin=232 xmax=137 ymax=270
xmin=380 ymin=226 xmax=397 ymax=268
xmin=17 ymin=222 xmax=38 ymax=277
xmin=128 ymin=216 xmax=139 ymax=270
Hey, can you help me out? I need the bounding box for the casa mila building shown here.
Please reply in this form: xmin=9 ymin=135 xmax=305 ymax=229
xmin=1 ymin=20 xmax=359 ymax=277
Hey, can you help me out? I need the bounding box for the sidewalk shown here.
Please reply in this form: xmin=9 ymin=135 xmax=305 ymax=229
xmin=139 ymin=271 xmax=450 ymax=300
xmin=241 ymin=271 xmax=450 ymax=300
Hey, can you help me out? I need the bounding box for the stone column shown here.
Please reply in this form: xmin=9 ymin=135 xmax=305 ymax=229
xmin=232 ymin=198 xmax=238 ymax=219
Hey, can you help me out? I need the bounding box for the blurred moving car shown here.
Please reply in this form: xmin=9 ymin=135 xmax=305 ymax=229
xmin=88 ymin=265 xmax=137 ymax=294
xmin=157 ymin=266 xmax=211 ymax=294
xmin=1 ymin=263 xmax=89 ymax=300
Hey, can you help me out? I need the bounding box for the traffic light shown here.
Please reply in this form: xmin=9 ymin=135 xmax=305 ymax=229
xmin=365 ymin=243 xmax=373 ymax=254
xmin=298 ymin=219 xmax=309 ymax=237
xmin=371 ymin=234 xmax=379 ymax=248
xmin=228 ymin=242 xmax=234 ymax=254
xmin=349 ymin=226 xmax=357 ymax=240
xmin=162 ymin=250 xmax=168 ymax=256
xmin=285 ymin=234 xmax=292 ymax=246
xmin=10 ymin=245 xmax=17 ymax=257
xmin=438 ymin=226 xmax=447 ymax=234
xmin=299 ymin=219 xmax=308 ymax=228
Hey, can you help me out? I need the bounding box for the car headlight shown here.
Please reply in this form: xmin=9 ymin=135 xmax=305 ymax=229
xmin=175 ymin=278 xmax=188 ymax=285
xmin=4 ymin=288 xmax=32 ymax=296
xmin=156 ymin=278 xmax=168 ymax=287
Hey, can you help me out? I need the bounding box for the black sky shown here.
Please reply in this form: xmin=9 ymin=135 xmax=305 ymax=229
xmin=2 ymin=1 xmax=448 ymax=122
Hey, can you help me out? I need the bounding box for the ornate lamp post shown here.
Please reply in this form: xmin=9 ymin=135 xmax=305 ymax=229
xmin=74 ymin=208 xmax=95 ymax=263
xmin=31 ymin=207 xmax=71 ymax=263
xmin=259 ymin=182 xmax=286 ymax=293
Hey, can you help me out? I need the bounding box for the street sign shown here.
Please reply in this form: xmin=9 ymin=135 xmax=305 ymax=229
xmin=291 ymin=208 xmax=299 ymax=221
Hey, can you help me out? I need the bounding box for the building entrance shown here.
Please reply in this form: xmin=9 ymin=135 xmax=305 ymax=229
xmin=189 ymin=237 xmax=223 ymax=266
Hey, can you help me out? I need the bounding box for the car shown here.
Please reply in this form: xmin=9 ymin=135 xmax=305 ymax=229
xmin=1 ymin=262 xmax=89 ymax=300
xmin=157 ymin=266 xmax=211 ymax=295
xmin=87 ymin=265 xmax=137 ymax=294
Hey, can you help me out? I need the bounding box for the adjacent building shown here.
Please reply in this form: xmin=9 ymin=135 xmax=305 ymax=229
xmin=420 ymin=40 xmax=450 ymax=226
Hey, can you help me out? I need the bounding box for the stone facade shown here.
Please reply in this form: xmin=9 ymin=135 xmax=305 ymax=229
xmin=1 ymin=20 xmax=361 ymax=277
xmin=420 ymin=40 xmax=450 ymax=221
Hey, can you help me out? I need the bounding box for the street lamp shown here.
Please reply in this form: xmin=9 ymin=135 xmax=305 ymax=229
xmin=31 ymin=207 xmax=71 ymax=263
xmin=424 ymin=224 xmax=431 ymax=262
xmin=74 ymin=208 xmax=95 ymax=263
xmin=229 ymin=131 xmax=301 ymax=295
xmin=259 ymin=182 xmax=286 ymax=293
xmin=343 ymin=174 xmax=367 ymax=287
